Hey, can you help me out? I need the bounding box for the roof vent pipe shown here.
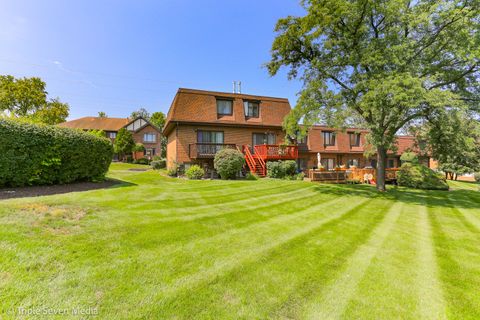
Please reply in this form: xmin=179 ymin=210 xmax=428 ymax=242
xmin=238 ymin=81 xmax=241 ymax=94
xmin=233 ymin=81 xmax=237 ymax=94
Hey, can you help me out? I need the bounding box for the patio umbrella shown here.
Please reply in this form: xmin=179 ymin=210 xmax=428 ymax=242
xmin=317 ymin=152 xmax=321 ymax=168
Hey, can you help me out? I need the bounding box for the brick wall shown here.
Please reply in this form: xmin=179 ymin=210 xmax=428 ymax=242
xmin=132 ymin=124 xmax=162 ymax=156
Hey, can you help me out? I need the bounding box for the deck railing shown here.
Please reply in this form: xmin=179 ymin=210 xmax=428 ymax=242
xmin=189 ymin=143 xmax=236 ymax=158
xmin=253 ymin=144 xmax=298 ymax=160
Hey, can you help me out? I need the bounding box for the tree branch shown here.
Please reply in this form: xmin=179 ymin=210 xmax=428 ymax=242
xmin=428 ymin=64 xmax=477 ymax=90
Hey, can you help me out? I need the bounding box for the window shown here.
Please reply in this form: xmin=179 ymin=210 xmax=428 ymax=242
xmin=244 ymin=101 xmax=259 ymax=118
xmin=349 ymin=133 xmax=361 ymax=147
xmin=387 ymin=158 xmax=395 ymax=168
xmin=216 ymin=99 xmax=233 ymax=115
xmin=108 ymin=132 xmax=117 ymax=139
xmin=347 ymin=158 xmax=359 ymax=168
xmin=143 ymin=133 xmax=156 ymax=143
xmin=144 ymin=148 xmax=156 ymax=156
xmin=197 ymin=131 xmax=224 ymax=143
xmin=321 ymin=158 xmax=335 ymax=170
xmin=323 ymin=131 xmax=336 ymax=146
xmin=252 ymin=133 xmax=276 ymax=145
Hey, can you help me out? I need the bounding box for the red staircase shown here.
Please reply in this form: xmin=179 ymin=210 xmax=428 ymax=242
xmin=242 ymin=145 xmax=266 ymax=177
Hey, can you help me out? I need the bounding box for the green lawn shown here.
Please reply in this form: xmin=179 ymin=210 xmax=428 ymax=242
xmin=1 ymin=163 xmax=479 ymax=319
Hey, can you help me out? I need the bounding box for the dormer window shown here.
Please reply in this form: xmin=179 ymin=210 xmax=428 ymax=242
xmin=216 ymin=99 xmax=233 ymax=115
xmin=349 ymin=132 xmax=361 ymax=147
xmin=323 ymin=131 xmax=336 ymax=146
xmin=244 ymin=101 xmax=259 ymax=118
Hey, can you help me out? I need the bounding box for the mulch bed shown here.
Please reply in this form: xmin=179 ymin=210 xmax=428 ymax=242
xmin=0 ymin=180 xmax=120 ymax=200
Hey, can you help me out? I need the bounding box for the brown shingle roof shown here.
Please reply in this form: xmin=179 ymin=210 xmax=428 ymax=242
xmin=163 ymin=88 xmax=292 ymax=135
xmin=58 ymin=117 xmax=129 ymax=131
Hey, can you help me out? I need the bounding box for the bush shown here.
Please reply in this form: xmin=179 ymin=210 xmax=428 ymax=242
xmin=267 ymin=160 xmax=298 ymax=179
xmin=134 ymin=158 xmax=149 ymax=165
xmin=397 ymin=163 xmax=449 ymax=190
xmin=133 ymin=143 xmax=145 ymax=152
xmin=214 ymin=149 xmax=244 ymax=179
xmin=266 ymin=161 xmax=284 ymax=178
xmin=125 ymin=155 xmax=133 ymax=163
xmin=151 ymin=159 xmax=166 ymax=170
xmin=296 ymin=172 xmax=305 ymax=180
xmin=186 ymin=165 xmax=204 ymax=179
xmin=400 ymin=152 xmax=419 ymax=164
xmin=167 ymin=168 xmax=177 ymax=177
xmin=474 ymin=173 xmax=480 ymax=182
xmin=245 ymin=172 xmax=258 ymax=180
xmin=0 ymin=119 xmax=113 ymax=187
xmin=152 ymin=155 xmax=162 ymax=161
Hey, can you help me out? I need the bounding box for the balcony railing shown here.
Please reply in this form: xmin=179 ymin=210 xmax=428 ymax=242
xmin=189 ymin=143 xmax=237 ymax=158
xmin=254 ymin=144 xmax=298 ymax=160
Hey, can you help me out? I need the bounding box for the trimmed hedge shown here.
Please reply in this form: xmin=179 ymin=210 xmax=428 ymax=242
xmin=266 ymin=160 xmax=297 ymax=179
xmin=0 ymin=119 xmax=113 ymax=187
xmin=397 ymin=163 xmax=449 ymax=190
xmin=214 ymin=148 xmax=244 ymax=180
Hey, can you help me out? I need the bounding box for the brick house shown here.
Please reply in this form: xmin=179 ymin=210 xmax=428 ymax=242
xmin=296 ymin=126 xmax=422 ymax=171
xmin=163 ymin=88 xmax=297 ymax=175
xmin=163 ymin=88 xmax=428 ymax=176
xmin=58 ymin=116 xmax=162 ymax=159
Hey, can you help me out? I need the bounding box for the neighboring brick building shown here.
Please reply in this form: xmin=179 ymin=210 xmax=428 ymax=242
xmin=163 ymin=87 xmax=427 ymax=175
xmin=58 ymin=116 xmax=162 ymax=159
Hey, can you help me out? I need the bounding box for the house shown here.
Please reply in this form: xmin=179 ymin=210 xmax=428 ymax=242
xmin=163 ymin=88 xmax=429 ymax=177
xmin=162 ymin=88 xmax=297 ymax=176
xmin=296 ymin=126 xmax=424 ymax=171
xmin=58 ymin=116 xmax=162 ymax=158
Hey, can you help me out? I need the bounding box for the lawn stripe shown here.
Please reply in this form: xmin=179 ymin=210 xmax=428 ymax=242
xmin=417 ymin=204 xmax=447 ymax=320
xmin=445 ymin=193 xmax=480 ymax=232
xmin=152 ymin=197 xmax=374 ymax=297
xmin=304 ymin=201 xmax=403 ymax=320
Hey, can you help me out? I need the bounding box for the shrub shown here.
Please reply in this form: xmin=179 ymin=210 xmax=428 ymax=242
xmin=245 ymin=172 xmax=259 ymax=180
xmin=267 ymin=161 xmax=285 ymax=179
xmin=214 ymin=149 xmax=244 ymax=180
xmin=167 ymin=168 xmax=177 ymax=177
xmin=267 ymin=160 xmax=297 ymax=179
xmin=400 ymin=152 xmax=419 ymax=164
xmin=151 ymin=159 xmax=166 ymax=170
xmin=134 ymin=158 xmax=149 ymax=165
xmin=133 ymin=143 xmax=145 ymax=152
xmin=474 ymin=173 xmax=480 ymax=182
xmin=296 ymin=172 xmax=305 ymax=180
xmin=152 ymin=155 xmax=162 ymax=161
xmin=125 ymin=155 xmax=133 ymax=163
xmin=185 ymin=165 xmax=205 ymax=180
xmin=0 ymin=119 xmax=113 ymax=187
xmin=397 ymin=163 xmax=449 ymax=190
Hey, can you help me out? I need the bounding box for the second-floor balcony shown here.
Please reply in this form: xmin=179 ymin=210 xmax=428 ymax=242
xmin=189 ymin=143 xmax=237 ymax=158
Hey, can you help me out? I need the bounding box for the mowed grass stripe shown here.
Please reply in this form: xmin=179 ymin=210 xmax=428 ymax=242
xmin=109 ymin=197 xmax=374 ymax=301
xmin=417 ymin=204 xmax=447 ymax=320
xmin=304 ymin=201 xmax=403 ymax=319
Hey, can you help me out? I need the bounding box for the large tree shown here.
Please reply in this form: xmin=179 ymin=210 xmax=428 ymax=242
xmin=130 ymin=108 xmax=150 ymax=120
xmin=150 ymin=111 xmax=166 ymax=129
xmin=0 ymin=75 xmax=69 ymax=124
xmin=267 ymin=0 xmax=480 ymax=191
xmin=114 ymin=128 xmax=135 ymax=161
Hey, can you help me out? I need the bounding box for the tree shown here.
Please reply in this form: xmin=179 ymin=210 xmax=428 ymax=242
xmin=150 ymin=111 xmax=166 ymax=129
xmin=267 ymin=0 xmax=480 ymax=191
xmin=87 ymin=129 xmax=106 ymax=138
xmin=114 ymin=128 xmax=135 ymax=161
xmin=412 ymin=108 xmax=480 ymax=180
xmin=98 ymin=111 xmax=107 ymax=118
xmin=130 ymin=108 xmax=150 ymax=120
xmin=0 ymin=75 xmax=70 ymax=124
xmin=31 ymin=98 xmax=69 ymax=125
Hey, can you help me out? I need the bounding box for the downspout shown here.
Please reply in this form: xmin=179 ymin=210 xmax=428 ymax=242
xmin=175 ymin=122 xmax=179 ymax=165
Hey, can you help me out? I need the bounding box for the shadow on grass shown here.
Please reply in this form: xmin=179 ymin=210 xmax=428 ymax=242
xmin=0 ymin=178 xmax=136 ymax=200
xmin=309 ymin=183 xmax=479 ymax=210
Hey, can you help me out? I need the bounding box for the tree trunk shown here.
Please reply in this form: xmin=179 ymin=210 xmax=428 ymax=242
xmin=454 ymin=173 xmax=458 ymax=180
xmin=376 ymin=146 xmax=387 ymax=192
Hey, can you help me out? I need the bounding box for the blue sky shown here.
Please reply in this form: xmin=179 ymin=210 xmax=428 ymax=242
xmin=0 ymin=0 xmax=305 ymax=119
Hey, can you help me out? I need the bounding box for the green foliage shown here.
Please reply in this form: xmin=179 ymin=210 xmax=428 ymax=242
xmin=151 ymin=159 xmax=166 ymax=170
xmin=150 ymin=112 xmax=166 ymax=129
xmin=87 ymin=129 xmax=106 ymax=138
xmin=213 ymin=148 xmax=245 ymax=180
xmin=400 ymin=152 xmax=419 ymax=164
xmin=133 ymin=158 xmax=149 ymax=165
xmin=185 ymin=165 xmax=205 ymax=180
xmin=0 ymin=75 xmax=69 ymax=124
xmin=397 ymin=163 xmax=448 ymax=190
xmin=114 ymin=128 xmax=135 ymax=160
xmin=0 ymin=119 xmax=112 ymax=187
xmin=296 ymin=172 xmax=305 ymax=180
xmin=267 ymin=160 xmax=297 ymax=179
xmin=130 ymin=108 xmax=150 ymax=120
xmin=133 ymin=143 xmax=145 ymax=152
xmin=245 ymin=172 xmax=259 ymax=180
xmin=98 ymin=111 xmax=107 ymax=117
xmin=268 ymin=0 xmax=480 ymax=190
xmin=474 ymin=173 xmax=480 ymax=183
xmin=167 ymin=168 xmax=177 ymax=177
